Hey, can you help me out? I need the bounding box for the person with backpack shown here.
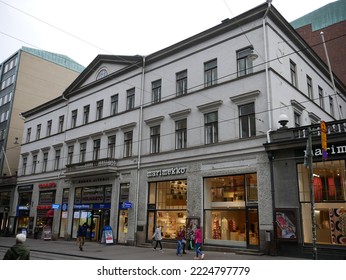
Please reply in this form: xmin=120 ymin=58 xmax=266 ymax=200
xmin=3 ymin=233 xmax=30 ymax=260
xmin=77 ymin=222 xmax=89 ymax=251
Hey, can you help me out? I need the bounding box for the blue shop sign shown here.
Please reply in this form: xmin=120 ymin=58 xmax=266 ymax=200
xmin=74 ymin=204 xmax=91 ymax=210
xmin=52 ymin=204 xmax=60 ymax=210
xmin=121 ymin=201 xmax=132 ymax=209
xmin=93 ymin=203 xmax=111 ymax=209
xmin=62 ymin=203 xmax=68 ymax=211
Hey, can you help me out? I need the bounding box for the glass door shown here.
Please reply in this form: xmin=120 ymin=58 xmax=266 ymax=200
xmin=246 ymin=206 xmax=259 ymax=248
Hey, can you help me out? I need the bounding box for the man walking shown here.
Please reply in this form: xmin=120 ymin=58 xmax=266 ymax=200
xmin=77 ymin=223 xmax=89 ymax=251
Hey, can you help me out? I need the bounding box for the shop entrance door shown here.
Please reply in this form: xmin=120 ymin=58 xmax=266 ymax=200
xmin=246 ymin=207 xmax=259 ymax=248
xmin=89 ymin=209 xmax=111 ymax=242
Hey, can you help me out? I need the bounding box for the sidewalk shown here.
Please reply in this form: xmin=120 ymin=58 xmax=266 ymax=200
xmin=0 ymin=236 xmax=303 ymax=260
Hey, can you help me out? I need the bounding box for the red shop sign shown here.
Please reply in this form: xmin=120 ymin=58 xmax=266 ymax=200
xmin=38 ymin=182 xmax=56 ymax=188
xmin=37 ymin=205 xmax=52 ymax=210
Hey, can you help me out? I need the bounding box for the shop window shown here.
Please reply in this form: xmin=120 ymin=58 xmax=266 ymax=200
xmin=204 ymin=174 xmax=258 ymax=247
xmin=298 ymin=160 xmax=346 ymax=246
xmin=147 ymin=180 xmax=187 ymax=240
xmin=18 ymin=192 xmax=32 ymax=206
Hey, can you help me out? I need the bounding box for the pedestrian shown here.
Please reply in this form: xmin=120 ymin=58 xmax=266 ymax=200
xmin=194 ymin=225 xmax=204 ymax=260
xmin=186 ymin=221 xmax=195 ymax=250
xmin=3 ymin=233 xmax=30 ymax=260
xmin=77 ymin=222 xmax=89 ymax=251
xmin=176 ymin=226 xmax=185 ymax=256
xmin=152 ymin=225 xmax=163 ymax=252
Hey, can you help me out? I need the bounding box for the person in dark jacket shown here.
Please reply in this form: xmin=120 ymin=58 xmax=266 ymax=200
xmin=77 ymin=222 xmax=89 ymax=251
xmin=3 ymin=233 xmax=30 ymax=260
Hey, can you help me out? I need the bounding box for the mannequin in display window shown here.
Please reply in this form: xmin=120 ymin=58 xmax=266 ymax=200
xmin=221 ymin=217 xmax=229 ymax=240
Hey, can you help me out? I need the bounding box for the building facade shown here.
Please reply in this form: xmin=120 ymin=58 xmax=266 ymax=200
xmin=265 ymin=119 xmax=346 ymax=259
xmin=13 ymin=3 xmax=346 ymax=257
xmin=291 ymin=0 xmax=346 ymax=86
xmin=0 ymin=47 xmax=84 ymax=236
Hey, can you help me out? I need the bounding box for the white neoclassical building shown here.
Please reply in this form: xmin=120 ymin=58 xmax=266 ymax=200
xmin=12 ymin=2 xmax=345 ymax=256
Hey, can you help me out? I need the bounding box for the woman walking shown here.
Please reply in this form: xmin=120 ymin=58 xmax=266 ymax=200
xmin=152 ymin=225 xmax=163 ymax=252
xmin=194 ymin=225 xmax=204 ymax=259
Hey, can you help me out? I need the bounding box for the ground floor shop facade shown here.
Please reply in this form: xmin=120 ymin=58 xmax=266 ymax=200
xmin=265 ymin=121 xmax=346 ymax=259
xmin=11 ymin=151 xmax=273 ymax=252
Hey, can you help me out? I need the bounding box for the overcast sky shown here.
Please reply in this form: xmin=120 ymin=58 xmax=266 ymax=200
xmin=0 ymin=0 xmax=336 ymax=67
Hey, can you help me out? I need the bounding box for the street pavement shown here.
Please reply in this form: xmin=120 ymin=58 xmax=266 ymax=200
xmin=0 ymin=237 xmax=305 ymax=260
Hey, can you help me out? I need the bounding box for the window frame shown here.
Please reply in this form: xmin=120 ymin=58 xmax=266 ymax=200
xmin=204 ymin=111 xmax=218 ymax=145
xmin=204 ymin=59 xmax=217 ymax=87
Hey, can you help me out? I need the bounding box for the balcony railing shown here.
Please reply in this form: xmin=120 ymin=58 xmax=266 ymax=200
xmin=65 ymin=158 xmax=118 ymax=178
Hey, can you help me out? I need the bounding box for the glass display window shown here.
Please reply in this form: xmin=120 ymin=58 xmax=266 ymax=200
xmin=147 ymin=180 xmax=187 ymax=241
xmin=298 ymin=160 xmax=346 ymax=246
xmin=204 ymin=209 xmax=246 ymax=246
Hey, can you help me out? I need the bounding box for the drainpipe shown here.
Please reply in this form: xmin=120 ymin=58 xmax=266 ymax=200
xmin=263 ymin=0 xmax=275 ymax=253
xmin=263 ymin=1 xmax=272 ymax=142
xmin=134 ymin=56 xmax=146 ymax=245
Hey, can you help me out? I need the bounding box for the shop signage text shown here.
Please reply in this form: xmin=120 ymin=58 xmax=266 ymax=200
xmin=18 ymin=185 xmax=33 ymax=191
xmin=37 ymin=205 xmax=52 ymax=210
xmin=147 ymin=167 xmax=187 ymax=178
xmin=38 ymin=182 xmax=56 ymax=188
xmin=305 ymin=144 xmax=346 ymax=157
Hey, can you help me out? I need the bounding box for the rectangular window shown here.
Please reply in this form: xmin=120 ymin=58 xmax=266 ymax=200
xmin=204 ymin=59 xmax=217 ymax=87
xmin=123 ymin=131 xmax=133 ymax=157
xmin=26 ymin=128 xmax=31 ymax=143
xmin=175 ymin=119 xmax=187 ymax=149
xmin=204 ymin=112 xmax=218 ymax=144
xmin=71 ymin=109 xmax=78 ymax=128
xmin=237 ymin=47 xmax=254 ymax=77
xmin=79 ymin=142 xmax=86 ymax=163
xmin=239 ymin=103 xmax=256 ymax=138
xmin=96 ymin=100 xmax=103 ymax=120
xmin=110 ymin=94 xmax=119 ymax=115
xmin=290 ymin=60 xmax=297 ymax=87
xmin=32 ymin=155 xmax=37 ymax=174
xmin=150 ymin=125 xmax=160 ymax=154
xmin=22 ymin=157 xmax=27 ymax=175
xmin=307 ymin=75 xmax=313 ymax=99
xmin=67 ymin=145 xmax=74 ymax=165
xmin=46 ymin=120 xmax=52 ymax=137
xmin=294 ymin=112 xmax=301 ymax=127
xmin=83 ymin=105 xmax=90 ymax=125
xmin=318 ymin=86 xmax=324 ymax=109
xmin=58 ymin=115 xmax=64 ymax=133
xmin=126 ymin=88 xmax=135 ymax=110
xmin=176 ymin=70 xmax=187 ymax=96
xmin=152 ymin=80 xmax=162 ymax=104
xmin=107 ymin=135 xmax=116 ymax=158
xmin=42 ymin=152 xmax=48 ymax=172
xmin=329 ymin=96 xmax=334 ymax=116
xmin=93 ymin=139 xmax=101 ymax=161
xmin=36 ymin=124 xmax=41 ymax=140
xmin=54 ymin=149 xmax=60 ymax=170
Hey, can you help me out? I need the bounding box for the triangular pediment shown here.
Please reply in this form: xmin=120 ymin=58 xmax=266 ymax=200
xmin=63 ymin=54 xmax=142 ymax=97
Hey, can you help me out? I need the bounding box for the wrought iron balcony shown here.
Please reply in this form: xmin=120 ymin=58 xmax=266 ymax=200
xmin=65 ymin=158 xmax=118 ymax=178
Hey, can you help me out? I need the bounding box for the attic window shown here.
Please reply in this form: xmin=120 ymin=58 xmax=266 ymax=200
xmin=96 ymin=69 xmax=108 ymax=80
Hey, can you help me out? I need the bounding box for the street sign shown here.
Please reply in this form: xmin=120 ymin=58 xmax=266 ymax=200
xmin=320 ymin=121 xmax=327 ymax=160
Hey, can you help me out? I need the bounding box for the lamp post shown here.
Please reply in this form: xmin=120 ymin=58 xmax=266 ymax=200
xmin=306 ymin=127 xmax=317 ymax=260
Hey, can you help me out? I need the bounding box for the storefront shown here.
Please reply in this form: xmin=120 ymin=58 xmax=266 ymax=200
xmin=72 ymin=185 xmax=112 ymax=241
xmin=16 ymin=184 xmax=33 ymax=235
xmin=117 ymin=183 xmax=130 ymax=244
xmin=0 ymin=191 xmax=11 ymax=233
xmin=265 ymin=121 xmax=346 ymax=259
xmin=203 ymin=174 xmax=259 ymax=248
